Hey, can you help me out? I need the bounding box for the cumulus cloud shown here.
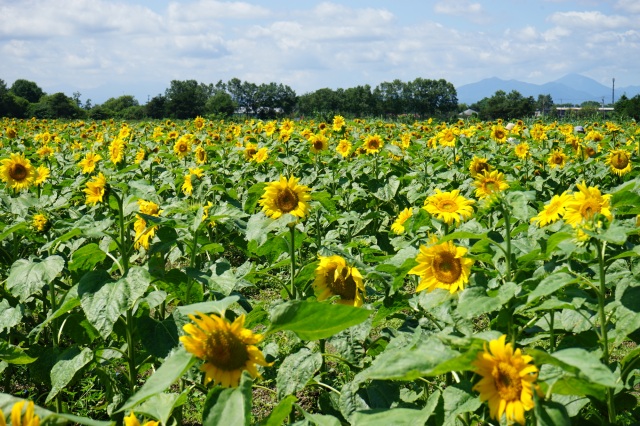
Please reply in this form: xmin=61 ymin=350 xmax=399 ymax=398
xmin=547 ymin=10 xmax=630 ymax=30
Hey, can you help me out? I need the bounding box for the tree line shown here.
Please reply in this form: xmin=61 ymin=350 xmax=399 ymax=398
xmin=2 ymin=76 xmax=637 ymax=121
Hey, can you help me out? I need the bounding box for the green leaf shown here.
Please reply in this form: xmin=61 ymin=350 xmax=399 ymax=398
xmin=69 ymin=243 xmax=107 ymax=272
xmin=0 ymin=340 xmax=37 ymax=364
xmin=457 ymin=282 xmax=518 ymax=319
xmin=300 ymin=410 xmax=342 ymax=426
xmin=0 ymin=299 xmax=23 ymax=333
xmin=47 ymin=347 xmax=94 ymax=403
xmin=526 ymin=272 xmax=578 ymax=304
xmin=534 ymin=393 xmax=571 ymax=426
xmin=202 ymin=372 xmax=252 ymax=426
xmin=134 ymin=392 xmax=188 ymax=426
xmin=372 ymin=176 xmax=400 ymax=201
xmin=443 ymin=382 xmax=482 ymax=425
xmin=530 ymin=348 xmax=617 ymax=388
xmin=259 ymin=395 xmax=297 ymax=426
xmin=119 ymin=347 xmax=196 ymax=412
xmin=268 ymin=300 xmax=372 ymax=340
xmin=0 ymin=221 xmax=27 ymax=242
xmin=276 ymin=348 xmax=323 ymax=399
xmin=137 ymin=316 xmax=180 ymax=358
xmin=351 ymin=407 xmax=433 ymax=426
xmin=244 ymin=181 xmax=267 ymax=214
xmin=79 ymin=267 xmax=150 ymax=339
xmin=7 ymin=255 xmax=65 ymax=302
xmin=313 ymin=191 xmax=337 ymax=215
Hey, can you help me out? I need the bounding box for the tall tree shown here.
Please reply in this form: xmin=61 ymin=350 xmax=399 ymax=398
xmin=374 ymin=79 xmax=408 ymax=116
xmin=406 ymin=78 xmax=458 ymax=118
xmin=10 ymin=79 xmax=45 ymax=103
xmin=165 ymin=80 xmax=209 ymax=119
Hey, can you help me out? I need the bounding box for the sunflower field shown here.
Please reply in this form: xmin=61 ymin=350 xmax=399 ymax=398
xmin=0 ymin=115 xmax=639 ymax=425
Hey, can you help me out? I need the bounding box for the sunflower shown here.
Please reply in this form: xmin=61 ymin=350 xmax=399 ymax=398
xmin=6 ymin=127 xmax=17 ymax=139
xmin=259 ymin=176 xmax=311 ymax=219
xmin=36 ymin=145 xmax=54 ymax=158
xmin=469 ymin=156 xmax=492 ymax=178
xmin=173 ymin=135 xmax=192 ymax=158
xmin=84 ymin=172 xmax=107 ymax=205
xmin=563 ymin=181 xmax=612 ymax=227
xmin=33 ymin=165 xmax=49 ymax=186
xmin=182 ymin=173 xmax=193 ymax=196
xmin=363 ymin=134 xmax=384 ymax=154
xmin=423 ymin=189 xmax=474 ymax=225
xmin=195 ymin=146 xmax=207 ymax=164
xmin=547 ymin=149 xmax=568 ymax=169
xmin=333 ymin=115 xmax=346 ymax=131
xmin=254 ymin=147 xmax=269 ymax=163
xmin=309 ymin=134 xmax=329 ymax=153
xmin=514 ymin=143 xmax=530 ymax=159
xmin=474 ymin=170 xmax=509 ymax=199
xmin=437 ymin=128 xmax=457 ymax=147
xmin=0 ymin=153 xmax=35 ymax=191
xmin=336 ymin=139 xmax=352 ymax=158
xmin=473 ymin=335 xmax=539 ymax=425
xmin=134 ymin=199 xmax=161 ymax=250
xmin=109 ymin=138 xmax=125 ymax=164
xmin=408 ymin=241 xmax=474 ymax=293
xmin=124 ymin=412 xmax=159 ymax=426
xmin=180 ymin=312 xmax=271 ymax=388
xmin=314 ymin=255 xmax=365 ymax=307
xmin=32 ymin=213 xmax=48 ymax=232
xmin=530 ymin=192 xmax=571 ymax=227
xmin=244 ymin=143 xmax=257 ymax=161
xmin=2 ymin=400 xmax=41 ymax=426
xmin=391 ymin=207 xmax=413 ymax=234
xmin=529 ymin=123 xmax=548 ymax=142
xmin=193 ymin=116 xmax=205 ymax=130
xmin=490 ymin=125 xmax=507 ymax=143
xmin=607 ymin=149 xmax=632 ymax=176
xmin=134 ymin=149 xmax=146 ymax=164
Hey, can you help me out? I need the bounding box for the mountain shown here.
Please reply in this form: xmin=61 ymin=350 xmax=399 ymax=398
xmin=456 ymin=74 xmax=640 ymax=105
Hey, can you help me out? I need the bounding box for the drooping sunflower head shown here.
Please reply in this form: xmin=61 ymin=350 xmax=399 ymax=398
xmin=180 ymin=312 xmax=271 ymax=388
xmin=408 ymin=241 xmax=474 ymax=294
xmin=363 ymin=134 xmax=384 ymax=154
xmin=423 ymin=189 xmax=475 ymax=225
xmin=547 ymin=149 xmax=568 ymax=169
xmin=391 ymin=207 xmax=413 ymax=234
xmin=607 ymin=149 xmax=632 ymax=176
xmin=314 ymin=255 xmax=365 ymax=307
xmin=244 ymin=143 xmax=258 ymax=161
xmin=473 ymin=335 xmax=539 ymax=425
xmin=0 ymin=153 xmax=35 ymax=191
xmin=32 ymin=213 xmax=49 ymax=232
xmin=34 ymin=165 xmax=50 ymax=186
xmin=195 ymin=146 xmax=207 ymax=164
xmin=259 ymin=176 xmax=311 ymax=219
xmin=469 ymin=156 xmax=492 ymax=178
xmin=474 ymin=170 xmax=509 ymax=199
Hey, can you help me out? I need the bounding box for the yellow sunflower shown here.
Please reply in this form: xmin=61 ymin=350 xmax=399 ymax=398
xmin=408 ymin=241 xmax=474 ymax=293
xmin=363 ymin=134 xmax=384 ymax=154
xmin=2 ymin=400 xmax=41 ymax=426
xmin=563 ymin=181 xmax=612 ymax=227
xmin=0 ymin=153 xmax=35 ymax=191
xmin=33 ymin=165 xmax=49 ymax=186
xmin=469 ymin=156 xmax=492 ymax=178
xmin=124 ymin=412 xmax=158 ymax=426
xmin=530 ymin=192 xmax=571 ymax=227
xmin=173 ymin=135 xmax=192 ymax=158
xmin=193 ymin=116 xmax=205 ymax=130
xmin=336 ymin=139 xmax=352 ymax=158
xmin=333 ymin=115 xmax=346 ymax=131
xmin=547 ymin=149 xmax=568 ymax=169
xmin=514 ymin=143 xmax=530 ymax=159
xmin=259 ymin=176 xmax=311 ymax=219
xmin=84 ymin=172 xmax=107 ymax=205
xmin=195 ymin=146 xmax=207 ymax=164
xmin=180 ymin=312 xmax=271 ymax=388
xmin=423 ymin=189 xmax=474 ymax=225
xmin=254 ymin=147 xmax=269 ymax=163
xmin=314 ymin=255 xmax=365 ymax=307
xmin=244 ymin=143 xmax=257 ymax=161
xmin=474 ymin=170 xmax=509 ymax=199
xmin=134 ymin=199 xmax=161 ymax=250
xmin=109 ymin=138 xmax=125 ymax=164
xmin=491 ymin=125 xmax=507 ymax=143
xmin=473 ymin=335 xmax=539 ymax=425
xmin=607 ymin=149 xmax=632 ymax=176
xmin=309 ymin=134 xmax=329 ymax=154
xmin=437 ymin=128 xmax=457 ymax=147
xmin=182 ymin=173 xmax=193 ymax=196
xmin=391 ymin=207 xmax=413 ymax=234
xmin=134 ymin=149 xmax=146 ymax=164
xmin=32 ymin=213 xmax=48 ymax=232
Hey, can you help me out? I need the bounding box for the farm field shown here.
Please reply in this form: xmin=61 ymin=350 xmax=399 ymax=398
xmin=0 ymin=115 xmax=639 ymax=425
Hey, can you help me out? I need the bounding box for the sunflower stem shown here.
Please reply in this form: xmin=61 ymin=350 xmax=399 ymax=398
xmin=549 ymin=309 xmax=556 ymax=353
xmin=595 ymin=239 xmax=616 ymax=424
xmin=288 ymin=223 xmax=297 ymax=299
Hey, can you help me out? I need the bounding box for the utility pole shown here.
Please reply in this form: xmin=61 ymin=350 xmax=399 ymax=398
xmin=612 ymin=78 xmax=615 ymax=105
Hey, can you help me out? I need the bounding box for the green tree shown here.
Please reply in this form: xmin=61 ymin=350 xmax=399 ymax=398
xmin=406 ymin=78 xmax=458 ymax=118
xmin=472 ymin=90 xmax=535 ymax=120
xmin=343 ymin=85 xmax=377 ymax=116
xmin=145 ymin=95 xmax=167 ymax=119
xmin=28 ymin=92 xmax=84 ymax=119
xmin=535 ymin=94 xmax=553 ymax=116
xmin=615 ymin=94 xmax=640 ymax=120
xmin=165 ymin=80 xmax=209 ymax=119
xmin=100 ymin=95 xmax=141 ymax=118
xmin=10 ymin=79 xmax=45 ymax=103
xmin=227 ymin=78 xmax=259 ymax=116
xmin=374 ymin=79 xmax=408 ymax=116
xmin=205 ymin=91 xmax=236 ymax=118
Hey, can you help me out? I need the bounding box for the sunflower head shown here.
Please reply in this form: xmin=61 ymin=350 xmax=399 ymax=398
xmin=314 ymin=255 xmax=365 ymax=306
xmin=408 ymin=240 xmax=474 ymax=293
xmin=473 ymin=335 xmax=539 ymax=425
xmin=32 ymin=213 xmax=49 ymax=232
xmin=391 ymin=207 xmax=413 ymax=234
xmin=547 ymin=149 xmax=568 ymax=168
xmin=423 ymin=189 xmax=475 ymax=225
xmin=469 ymin=156 xmax=492 ymax=178
xmin=336 ymin=139 xmax=352 ymax=158
xmin=6 ymin=400 xmax=41 ymax=426
xmin=563 ymin=181 xmax=612 ymax=227
xmin=474 ymin=170 xmax=509 ymax=199
xmin=259 ymin=176 xmax=311 ymax=219
xmin=84 ymin=172 xmax=108 ymax=206
xmin=363 ymin=134 xmax=384 ymax=154
xmin=607 ymin=149 xmax=632 ymax=176
xmin=180 ymin=312 xmax=271 ymax=387
xmin=0 ymin=153 xmax=35 ymax=191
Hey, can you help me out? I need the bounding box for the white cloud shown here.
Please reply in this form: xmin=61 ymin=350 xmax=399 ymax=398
xmin=614 ymin=0 xmax=640 ymax=14
xmin=434 ymin=0 xmax=483 ymax=16
xmin=547 ymin=11 xmax=630 ymax=30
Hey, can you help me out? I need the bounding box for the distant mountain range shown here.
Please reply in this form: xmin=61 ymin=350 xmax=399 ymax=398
xmin=457 ymin=73 xmax=640 ymax=106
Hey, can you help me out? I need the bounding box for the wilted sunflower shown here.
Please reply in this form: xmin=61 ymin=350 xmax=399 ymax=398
xmin=134 ymin=199 xmax=161 ymax=250
xmin=33 ymin=165 xmax=49 ymax=186
xmin=259 ymin=176 xmax=311 ymax=219
xmin=423 ymin=189 xmax=474 ymax=225
xmin=84 ymin=172 xmax=107 ymax=205
xmin=530 ymin=192 xmax=571 ymax=227
xmin=607 ymin=149 xmax=632 ymax=176
xmin=314 ymin=255 xmax=365 ymax=307
xmin=547 ymin=149 xmax=568 ymax=169
xmin=363 ymin=134 xmax=384 ymax=154
xmin=563 ymin=181 xmax=612 ymax=227
xmin=124 ymin=412 xmax=158 ymax=426
xmin=469 ymin=156 xmax=492 ymax=178
xmin=474 ymin=170 xmax=509 ymax=199
xmin=391 ymin=207 xmax=413 ymax=234
xmin=409 ymin=241 xmax=474 ymax=293
xmin=473 ymin=335 xmax=539 ymax=425
xmin=1 ymin=400 xmax=41 ymax=426
xmin=180 ymin=312 xmax=271 ymax=388
xmin=336 ymin=139 xmax=352 ymax=158
xmin=0 ymin=153 xmax=35 ymax=191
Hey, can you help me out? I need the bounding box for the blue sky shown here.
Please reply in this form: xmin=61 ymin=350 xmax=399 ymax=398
xmin=1 ymin=0 xmax=638 ymax=104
